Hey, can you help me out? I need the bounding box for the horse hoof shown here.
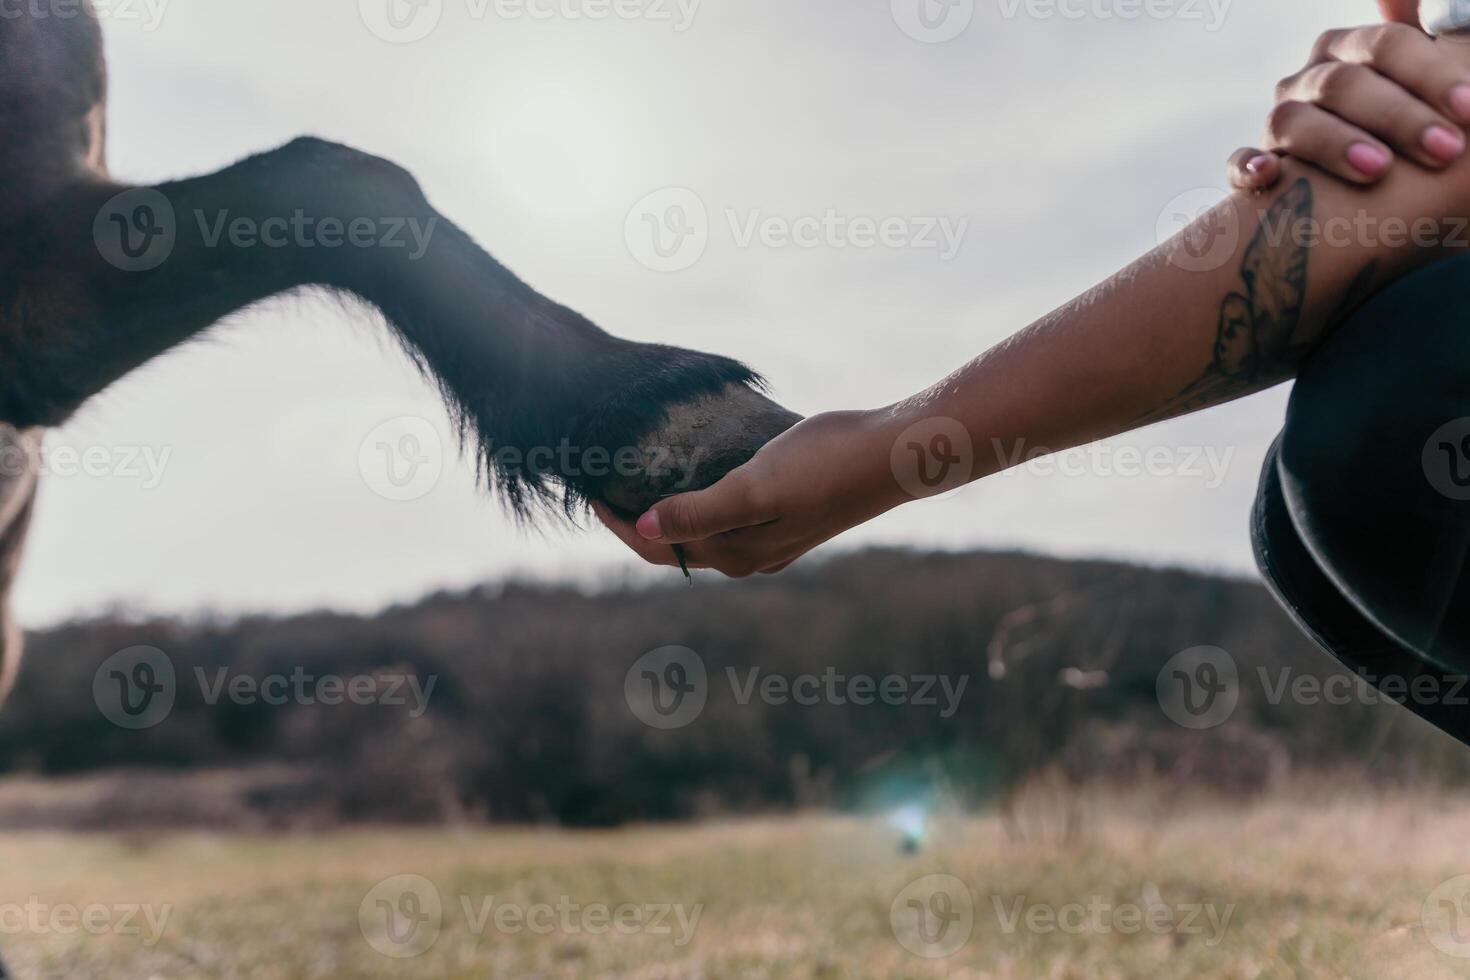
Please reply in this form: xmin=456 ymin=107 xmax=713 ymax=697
xmin=595 ymin=382 xmax=802 ymax=517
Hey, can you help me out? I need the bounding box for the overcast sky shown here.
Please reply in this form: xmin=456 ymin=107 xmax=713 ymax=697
xmin=12 ymin=0 xmax=1388 ymax=625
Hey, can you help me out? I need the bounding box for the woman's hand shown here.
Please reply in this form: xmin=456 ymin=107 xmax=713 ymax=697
xmin=1229 ymin=18 xmax=1470 ymax=190
xmin=593 ymin=409 xmax=914 ymax=578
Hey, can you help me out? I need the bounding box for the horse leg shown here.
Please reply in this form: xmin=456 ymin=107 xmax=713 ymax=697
xmin=0 ymin=138 xmax=798 ymax=518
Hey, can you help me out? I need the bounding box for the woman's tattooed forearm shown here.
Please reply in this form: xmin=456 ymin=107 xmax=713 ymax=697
xmin=1137 ymin=179 xmax=1314 ymax=425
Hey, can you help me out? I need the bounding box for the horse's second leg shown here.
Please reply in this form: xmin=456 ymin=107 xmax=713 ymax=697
xmin=0 ymin=138 xmax=798 ymax=517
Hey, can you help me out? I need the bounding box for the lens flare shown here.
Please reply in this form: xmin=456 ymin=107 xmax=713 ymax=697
xmin=889 ymin=804 xmax=927 ymax=853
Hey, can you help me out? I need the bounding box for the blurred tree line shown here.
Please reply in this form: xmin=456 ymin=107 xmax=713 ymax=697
xmin=0 ymin=549 xmax=1464 ymax=828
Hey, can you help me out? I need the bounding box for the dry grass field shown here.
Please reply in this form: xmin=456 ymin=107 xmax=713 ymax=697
xmin=3 ymin=785 xmax=1470 ymax=979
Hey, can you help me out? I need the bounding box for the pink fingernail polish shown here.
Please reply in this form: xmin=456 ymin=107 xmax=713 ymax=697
xmin=1245 ymin=154 xmax=1274 ymax=176
xmin=1424 ymin=125 xmax=1466 ymax=161
xmin=1346 ymin=142 xmax=1390 ymax=176
xmin=1451 ymin=84 xmax=1470 ymax=123
xmin=636 ymin=511 xmax=662 ymax=540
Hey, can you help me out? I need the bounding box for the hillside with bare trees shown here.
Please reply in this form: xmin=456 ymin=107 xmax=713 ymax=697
xmin=0 ymin=549 xmax=1462 ymax=829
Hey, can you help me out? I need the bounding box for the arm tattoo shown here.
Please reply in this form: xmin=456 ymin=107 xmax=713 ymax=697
xmin=1138 ymin=178 xmax=1315 ymax=425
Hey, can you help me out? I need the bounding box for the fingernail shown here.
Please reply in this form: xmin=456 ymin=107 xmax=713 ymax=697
xmin=1245 ymin=154 xmax=1274 ymax=177
xmin=1424 ymin=124 xmax=1466 ymax=161
xmin=1451 ymin=84 xmax=1470 ymax=123
xmin=636 ymin=511 xmax=662 ymax=540
xmin=1346 ymin=142 xmax=1391 ymax=176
